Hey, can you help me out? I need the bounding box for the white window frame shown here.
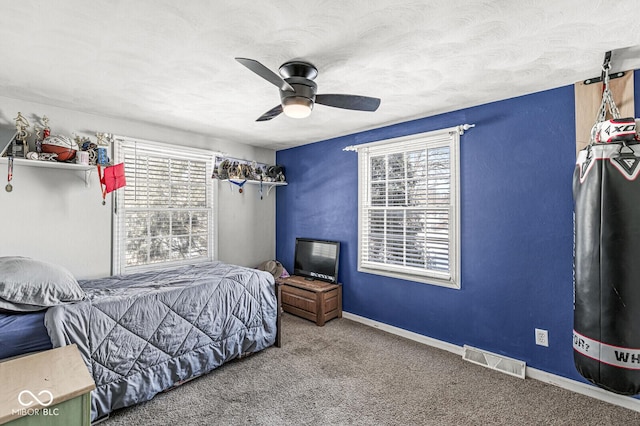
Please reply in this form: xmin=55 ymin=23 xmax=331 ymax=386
xmin=111 ymin=135 xmax=219 ymax=275
xmin=352 ymin=127 xmax=462 ymax=289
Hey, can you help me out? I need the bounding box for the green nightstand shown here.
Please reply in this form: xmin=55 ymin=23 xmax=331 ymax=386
xmin=0 ymin=344 xmax=95 ymax=425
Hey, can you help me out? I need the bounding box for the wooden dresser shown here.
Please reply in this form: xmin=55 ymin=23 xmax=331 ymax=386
xmin=0 ymin=344 xmax=95 ymax=426
xmin=277 ymin=275 xmax=342 ymax=326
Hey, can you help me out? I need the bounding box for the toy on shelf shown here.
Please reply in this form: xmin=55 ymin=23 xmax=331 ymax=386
xmin=42 ymin=134 xmax=77 ymax=162
xmin=212 ymin=156 xmax=286 ymax=198
xmin=34 ymin=115 xmax=51 ymax=154
xmin=12 ymin=112 xmax=30 ymax=158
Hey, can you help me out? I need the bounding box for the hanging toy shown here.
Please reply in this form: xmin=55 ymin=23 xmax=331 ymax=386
xmin=230 ymin=179 xmax=247 ymax=193
xmin=5 ymin=154 xmax=13 ymax=192
xmin=260 ymin=175 xmax=263 ymax=200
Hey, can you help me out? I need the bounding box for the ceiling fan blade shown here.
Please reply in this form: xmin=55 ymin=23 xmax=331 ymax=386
xmin=315 ymin=94 xmax=381 ymax=112
xmin=256 ymin=104 xmax=283 ymax=122
xmin=235 ymin=58 xmax=294 ymax=92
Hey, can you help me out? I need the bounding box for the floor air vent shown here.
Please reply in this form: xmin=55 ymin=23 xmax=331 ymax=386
xmin=462 ymin=345 xmax=526 ymax=379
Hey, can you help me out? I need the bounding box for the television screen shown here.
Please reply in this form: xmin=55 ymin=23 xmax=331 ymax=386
xmin=294 ymin=238 xmax=340 ymax=283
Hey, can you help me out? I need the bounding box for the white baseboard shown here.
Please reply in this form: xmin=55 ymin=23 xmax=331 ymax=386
xmin=525 ymin=367 xmax=640 ymax=412
xmin=342 ymin=312 xmax=464 ymax=356
xmin=342 ymin=311 xmax=640 ymax=413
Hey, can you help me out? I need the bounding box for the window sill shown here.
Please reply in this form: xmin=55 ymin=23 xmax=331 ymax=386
xmin=358 ymin=266 xmax=460 ymax=289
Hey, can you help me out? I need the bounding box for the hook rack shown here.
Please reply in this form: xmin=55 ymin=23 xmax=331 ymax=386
xmin=221 ymin=179 xmax=287 ymax=197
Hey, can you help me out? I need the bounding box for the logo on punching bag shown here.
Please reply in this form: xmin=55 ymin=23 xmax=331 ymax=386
xmin=612 ymin=155 xmax=640 ymax=176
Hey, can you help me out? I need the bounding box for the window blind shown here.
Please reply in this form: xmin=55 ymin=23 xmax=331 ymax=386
xmin=112 ymin=137 xmax=216 ymax=274
xmin=355 ymin=128 xmax=461 ymax=288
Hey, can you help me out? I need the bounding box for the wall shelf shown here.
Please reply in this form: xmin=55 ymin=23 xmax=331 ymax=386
xmin=218 ymin=178 xmax=287 ymax=197
xmin=0 ymin=156 xmax=94 ymax=187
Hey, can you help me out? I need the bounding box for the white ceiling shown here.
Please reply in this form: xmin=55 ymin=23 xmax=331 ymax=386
xmin=1 ymin=1 xmax=640 ymax=151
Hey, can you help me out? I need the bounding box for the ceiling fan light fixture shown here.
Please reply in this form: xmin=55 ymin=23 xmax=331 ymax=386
xmin=282 ymin=96 xmax=313 ymax=119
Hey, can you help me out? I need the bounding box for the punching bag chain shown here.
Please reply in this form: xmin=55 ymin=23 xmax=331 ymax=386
xmin=590 ymin=53 xmax=622 ymax=144
xmin=598 ymin=62 xmax=621 ymax=121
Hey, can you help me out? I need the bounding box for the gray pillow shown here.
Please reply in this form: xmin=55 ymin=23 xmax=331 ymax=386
xmin=0 ymin=257 xmax=86 ymax=312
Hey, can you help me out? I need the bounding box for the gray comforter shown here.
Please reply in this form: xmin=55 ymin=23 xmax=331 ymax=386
xmin=44 ymin=261 xmax=277 ymax=421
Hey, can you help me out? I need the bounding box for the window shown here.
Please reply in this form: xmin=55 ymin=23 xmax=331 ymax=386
xmin=112 ymin=137 xmax=217 ymax=275
xmin=355 ymin=127 xmax=461 ymax=288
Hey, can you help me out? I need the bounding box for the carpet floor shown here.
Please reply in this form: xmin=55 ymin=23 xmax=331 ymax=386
xmin=103 ymin=313 xmax=640 ymax=425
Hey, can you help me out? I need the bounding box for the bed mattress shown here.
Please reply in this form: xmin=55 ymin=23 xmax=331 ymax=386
xmin=0 ymin=311 xmax=52 ymax=360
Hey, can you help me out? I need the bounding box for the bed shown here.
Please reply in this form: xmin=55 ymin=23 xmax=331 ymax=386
xmin=0 ymin=257 xmax=280 ymax=422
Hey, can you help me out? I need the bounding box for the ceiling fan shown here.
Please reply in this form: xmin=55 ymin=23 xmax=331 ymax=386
xmin=235 ymin=57 xmax=381 ymax=121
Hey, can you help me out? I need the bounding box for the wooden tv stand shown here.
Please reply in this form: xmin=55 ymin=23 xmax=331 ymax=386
xmin=276 ymin=275 xmax=342 ymax=326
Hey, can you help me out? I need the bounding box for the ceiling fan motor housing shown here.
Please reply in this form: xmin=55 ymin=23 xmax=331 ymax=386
xmin=278 ymin=61 xmax=318 ymax=109
xmin=280 ymin=76 xmax=317 ymax=105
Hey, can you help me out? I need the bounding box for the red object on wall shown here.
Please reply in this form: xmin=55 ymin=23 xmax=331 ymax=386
xmin=98 ymin=163 xmax=126 ymax=204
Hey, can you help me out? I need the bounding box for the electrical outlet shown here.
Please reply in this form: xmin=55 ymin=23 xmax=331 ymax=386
xmin=535 ymin=328 xmax=549 ymax=347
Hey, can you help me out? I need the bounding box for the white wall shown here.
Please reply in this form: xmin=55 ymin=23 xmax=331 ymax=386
xmin=0 ymin=96 xmax=277 ymax=279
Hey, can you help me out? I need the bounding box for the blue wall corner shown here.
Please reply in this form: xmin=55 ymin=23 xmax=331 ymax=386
xmin=275 ymin=83 xmax=612 ymax=383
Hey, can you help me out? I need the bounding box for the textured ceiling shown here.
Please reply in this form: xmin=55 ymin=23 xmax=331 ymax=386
xmin=1 ymin=1 xmax=640 ymax=150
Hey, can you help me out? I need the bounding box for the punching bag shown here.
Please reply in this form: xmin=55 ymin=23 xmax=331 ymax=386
xmin=573 ymin=129 xmax=640 ymax=395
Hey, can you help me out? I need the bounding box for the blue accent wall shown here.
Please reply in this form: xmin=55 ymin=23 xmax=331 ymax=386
xmin=276 ymin=84 xmax=597 ymax=382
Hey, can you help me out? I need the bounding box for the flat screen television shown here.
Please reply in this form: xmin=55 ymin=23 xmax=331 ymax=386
xmin=294 ymin=238 xmax=340 ymax=284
